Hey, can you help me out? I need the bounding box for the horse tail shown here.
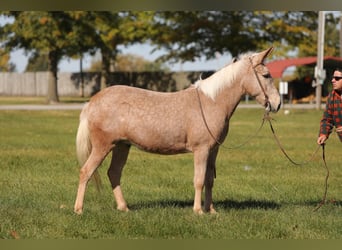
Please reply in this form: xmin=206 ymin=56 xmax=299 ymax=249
xmin=76 ymin=103 xmax=102 ymax=191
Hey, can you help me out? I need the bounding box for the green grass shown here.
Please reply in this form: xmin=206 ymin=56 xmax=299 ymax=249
xmin=0 ymin=108 xmax=341 ymax=239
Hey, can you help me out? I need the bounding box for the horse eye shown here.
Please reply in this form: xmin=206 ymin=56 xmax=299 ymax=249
xmin=263 ymin=73 xmax=271 ymax=79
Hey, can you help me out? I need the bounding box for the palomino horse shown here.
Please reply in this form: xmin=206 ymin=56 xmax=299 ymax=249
xmin=74 ymin=47 xmax=281 ymax=215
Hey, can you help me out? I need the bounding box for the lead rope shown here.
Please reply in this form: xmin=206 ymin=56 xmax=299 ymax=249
xmin=249 ymin=54 xmax=330 ymax=210
xmin=264 ymin=112 xmax=321 ymax=165
xmin=264 ymin=112 xmax=329 ymax=211
xmin=313 ymin=143 xmax=330 ymax=211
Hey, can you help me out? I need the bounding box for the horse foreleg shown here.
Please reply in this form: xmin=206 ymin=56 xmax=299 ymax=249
xmin=193 ymin=149 xmax=209 ymax=215
xmin=74 ymin=149 xmax=108 ymax=214
xmin=204 ymin=147 xmax=219 ymax=214
xmin=107 ymin=143 xmax=131 ymax=212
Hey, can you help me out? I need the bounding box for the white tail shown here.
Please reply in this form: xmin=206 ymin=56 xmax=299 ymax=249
xmin=76 ymin=103 xmax=102 ymax=190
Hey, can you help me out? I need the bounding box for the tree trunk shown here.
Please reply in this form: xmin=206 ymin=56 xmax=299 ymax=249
xmin=100 ymin=48 xmax=112 ymax=90
xmin=47 ymin=50 xmax=59 ymax=104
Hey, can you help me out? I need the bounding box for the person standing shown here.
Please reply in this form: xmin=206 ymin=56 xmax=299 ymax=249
xmin=317 ymin=68 xmax=342 ymax=144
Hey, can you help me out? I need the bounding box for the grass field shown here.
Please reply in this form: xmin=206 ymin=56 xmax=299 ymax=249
xmin=0 ymin=105 xmax=341 ymax=239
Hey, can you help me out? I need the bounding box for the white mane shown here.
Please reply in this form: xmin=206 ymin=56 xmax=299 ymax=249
xmin=194 ymin=52 xmax=254 ymax=100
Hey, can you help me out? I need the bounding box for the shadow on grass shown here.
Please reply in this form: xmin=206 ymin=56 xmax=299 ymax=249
xmin=129 ymin=198 xmax=280 ymax=211
xmin=302 ymin=199 xmax=342 ymax=208
xmin=216 ymin=199 xmax=281 ymax=210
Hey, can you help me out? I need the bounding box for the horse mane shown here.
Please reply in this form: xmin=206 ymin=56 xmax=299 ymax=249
xmin=195 ymin=51 xmax=254 ymax=100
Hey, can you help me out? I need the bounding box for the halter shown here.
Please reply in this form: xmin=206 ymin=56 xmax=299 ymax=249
xmin=248 ymin=57 xmax=270 ymax=110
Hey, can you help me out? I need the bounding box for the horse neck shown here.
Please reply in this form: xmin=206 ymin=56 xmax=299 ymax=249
xmin=204 ymin=66 xmax=245 ymax=117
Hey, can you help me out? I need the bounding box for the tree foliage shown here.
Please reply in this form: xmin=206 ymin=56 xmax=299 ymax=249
xmin=150 ymin=11 xmax=341 ymax=62
xmin=83 ymin=11 xmax=153 ymax=88
xmin=25 ymin=53 xmax=48 ymax=72
xmin=150 ymin=11 xmax=263 ymax=62
xmin=0 ymin=49 xmax=15 ymax=72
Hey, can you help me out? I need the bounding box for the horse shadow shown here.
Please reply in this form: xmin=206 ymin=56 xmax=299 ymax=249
xmin=128 ymin=198 xmax=281 ymax=211
xmin=216 ymin=199 xmax=281 ymax=210
xmin=128 ymin=199 xmax=342 ymax=211
xmin=301 ymin=199 xmax=342 ymax=208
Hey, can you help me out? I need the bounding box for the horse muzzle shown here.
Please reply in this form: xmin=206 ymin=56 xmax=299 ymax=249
xmin=265 ymin=100 xmax=281 ymax=113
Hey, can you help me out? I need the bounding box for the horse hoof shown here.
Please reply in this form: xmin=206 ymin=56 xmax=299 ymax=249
xmin=74 ymin=208 xmax=83 ymax=215
xmin=210 ymin=208 xmax=217 ymax=214
xmin=193 ymin=208 xmax=204 ymax=215
xmin=117 ymin=205 xmax=129 ymax=212
xmin=207 ymin=205 xmax=217 ymax=214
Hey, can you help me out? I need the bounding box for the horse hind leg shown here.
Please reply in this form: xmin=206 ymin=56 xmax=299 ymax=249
xmin=74 ymin=147 xmax=110 ymax=214
xmin=107 ymin=142 xmax=131 ymax=212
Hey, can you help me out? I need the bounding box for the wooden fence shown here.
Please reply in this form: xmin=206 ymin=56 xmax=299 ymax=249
xmin=0 ymin=71 xmax=214 ymax=97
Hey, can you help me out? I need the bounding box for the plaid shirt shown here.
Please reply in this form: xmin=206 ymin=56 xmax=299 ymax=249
xmin=319 ymin=90 xmax=342 ymax=141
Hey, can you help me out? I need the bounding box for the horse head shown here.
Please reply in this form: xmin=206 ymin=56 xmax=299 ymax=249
xmin=242 ymin=47 xmax=281 ymax=113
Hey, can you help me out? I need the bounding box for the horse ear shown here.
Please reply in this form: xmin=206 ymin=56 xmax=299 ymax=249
xmin=252 ymin=47 xmax=274 ymax=64
xmin=260 ymin=47 xmax=273 ymax=62
xmin=264 ymin=47 xmax=274 ymax=58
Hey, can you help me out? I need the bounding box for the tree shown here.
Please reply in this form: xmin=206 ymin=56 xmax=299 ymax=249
xmin=149 ymin=11 xmax=280 ymax=62
xmin=83 ymin=12 xmax=153 ymax=89
xmin=0 ymin=12 xmax=88 ymax=103
xmin=87 ymin=12 xmax=122 ymax=89
xmin=50 ymin=11 xmax=153 ymax=90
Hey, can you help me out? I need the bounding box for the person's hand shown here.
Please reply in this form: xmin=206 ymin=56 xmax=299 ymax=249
xmin=317 ymin=135 xmax=327 ymax=145
xmin=336 ymin=126 xmax=342 ymax=133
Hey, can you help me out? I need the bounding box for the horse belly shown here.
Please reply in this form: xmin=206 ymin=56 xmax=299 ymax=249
xmin=126 ymin=123 xmax=191 ymax=154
